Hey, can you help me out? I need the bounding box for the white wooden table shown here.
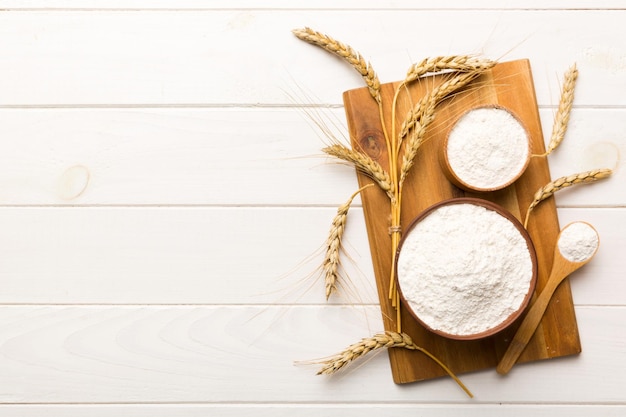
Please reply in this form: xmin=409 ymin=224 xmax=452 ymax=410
xmin=0 ymin=1 xmax=624 ymax=415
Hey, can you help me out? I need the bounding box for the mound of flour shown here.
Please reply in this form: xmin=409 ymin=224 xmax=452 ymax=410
xmin=557 ymin=222 xmax=599 ymax=262
xmin=446 ymin=107 xmax=529 ymax=190
xmin=397 ymin=203 xmax=534 ymax=336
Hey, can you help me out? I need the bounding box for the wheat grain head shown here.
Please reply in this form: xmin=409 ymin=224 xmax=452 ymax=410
xmin=293 ymin=27 xmax=381 ymax=104
xmin=323 ymin=144 xmax=395 ymax=201
xmin=323 ymin=185 xmax=372 ymax=300
xmin=405 ymin=55 xmax=496 ymax=83
xmin=542 ymin=63 xmax=579 ymax=157
xmin=524 ymin=168 xmax=612 ymax=228
xmin=313 ymin=331 xmax=472 ymax=397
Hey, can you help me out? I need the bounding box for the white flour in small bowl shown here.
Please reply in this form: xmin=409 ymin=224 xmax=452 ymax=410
xmin=445 ymin=107 xmax=530 ymax=190
xmin=396 ymin=201 xmax=535 ymax=338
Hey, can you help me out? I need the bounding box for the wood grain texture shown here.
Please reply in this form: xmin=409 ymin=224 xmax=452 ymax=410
xmin=0 ymin=207 xmax=377 ymax=305
xmin=1 ymin=404 xmax=626 ymax=417
xmin=0 ymin=306 xmax=623 ymax=404
xmin=0 ymin=11 xmax=625 ymax=106
xmin=0 ymin=108 xmax=621 ymax=206
xmin=0 ymin=109 xmax=362 ymax=206
xmin=1 ymin=1 xmax=624 ymax=9
xmin=0 ymin=207 xmax=621 ymax=305
xmin=344 ymin=60 xmax=582 ymax=383
xmin=1 ymin=405 xmax=626 ymax=417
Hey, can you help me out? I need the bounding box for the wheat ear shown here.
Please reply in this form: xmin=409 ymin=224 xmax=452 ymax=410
xmin=405 ymin=55 xmax=496 ymax=83
xmin=399 ymin=65 xmax=494 ymax=140
xmin=292 ymin=27 xmax=381 ymax=104
xmin=398 ymin=96 xmax=437 ymax=187
xmin=524 ymin=168 xmax=612 ymax=228
xmin=398 ymin=68 xmax=493 ymax=186
xmin=539 ymin=63 xmax=579 ymax=157
xmin=323 ymin=184 xmax=373 ymax=300
xmin=314 ymin=331 xmax=472 ymax=397
xmin=323 ymin=144 xmax=395 ymax=201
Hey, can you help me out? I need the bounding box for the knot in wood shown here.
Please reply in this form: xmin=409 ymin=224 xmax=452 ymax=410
xmin=358 ymin=130 xmax=384 ymax=161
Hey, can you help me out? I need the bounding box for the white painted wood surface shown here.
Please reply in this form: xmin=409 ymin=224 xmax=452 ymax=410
xmin=0 ymin=2 xmax=624 ymax=415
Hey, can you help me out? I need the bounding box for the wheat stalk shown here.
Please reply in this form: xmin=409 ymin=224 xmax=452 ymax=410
xmin=323 ymin=144 xmax=395 ymax=201
xmin=314 ymin=331 xmax=472 ymax=397
xmin=292 ymin=27 xmax=381 ymax=104
xmin=398 ymin=93 xmax=435 ymax=141
xmin=398 ymin=68 xmax=493 ymax=187
xmin=524 ymin=168 xmax=612 ymax=228
xmin=405 ymin=55 xmax=496 ymax=83
xmin=323 ymin=185 xmax=373 ymax=300
xmin=399 ymin=66 xmax=494 ymax=140
xmin=539 ymin=64 xmax=579 ymax=157
xmin=398 ymin=97 xmax=437 ymax=187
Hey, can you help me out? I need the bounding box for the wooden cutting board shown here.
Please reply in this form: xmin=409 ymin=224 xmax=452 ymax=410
xmin=343 ymin=59 xmax=581 ymax=384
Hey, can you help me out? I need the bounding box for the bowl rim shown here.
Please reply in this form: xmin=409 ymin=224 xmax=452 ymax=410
xmin=395 ymin=197 xmax=538 ymax=341
xmin=439 ymin=104 xmax=532 ymax=193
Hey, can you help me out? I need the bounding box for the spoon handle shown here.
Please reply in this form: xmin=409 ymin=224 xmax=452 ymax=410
xmin=496 ymin=272 xmax=566 ymax=375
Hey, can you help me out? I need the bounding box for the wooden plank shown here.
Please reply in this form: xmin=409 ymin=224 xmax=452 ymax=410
xmin=0 ymin=109 xmax=362 ymax=206
xmin=537 ymin=108 xmax=622 ymax=207
xmin=0 ymin=206 xmax=622 ymax=305
xmin=0 ymin=305 xmax=622 ymax=403
xmin=1 ymin=404 xmax=625 ymax=417
xmin=557 ymin=208 xmax=626 ymax=305
xmin=0 ymin=207 xmax=377 ymax=305
xmin=0 ymin=11 xmax=624 ymax=106
xmin=1 ymin=1 xmax=623 ymax=10
xmin=0 ymin=108 xmax=621 ymax=206
xmin=343 ymin=60 xmax=586 ymax=383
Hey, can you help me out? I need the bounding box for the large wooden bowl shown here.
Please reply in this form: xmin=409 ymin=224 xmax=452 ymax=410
xmin=395 ymin=197 xmax=538 ymax=341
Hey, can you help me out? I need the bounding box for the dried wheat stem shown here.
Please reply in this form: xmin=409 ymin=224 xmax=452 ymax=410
xmin=323 ymin=144 xmax=395 ymax=202
xmin=537 ymin=64 xmax=579 ymax=157
xmin=292 ymin=27 xmax=381 ymax=104
xmin=524 ymin=168 xmax=612 ymax=228
xmin=393 ymin=56 xmax=495 ymax=153
xmin=323 ymin=184 xmax=373 ymax=300
xmin=398 ymin=97 xmax=437 ymax=187
xmin=405 ymin=55 xmax=496 ymax=83
xmin=399 ymin=66 xmax=494 ymax=140
xmin=398 ymin=69 xmax=492 ymax=187
xmin=315 ymin=331 xmax=473 ymax=397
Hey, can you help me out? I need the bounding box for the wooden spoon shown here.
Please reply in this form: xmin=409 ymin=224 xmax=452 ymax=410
xmin=496 ymin=221 xmax=599 ymax=375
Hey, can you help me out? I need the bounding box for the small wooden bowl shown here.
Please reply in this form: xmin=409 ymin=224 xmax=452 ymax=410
xmin=439 ymin=105 xmax=532 ymax=192
xmin=395 ymin=198 xmax=538 ymax=340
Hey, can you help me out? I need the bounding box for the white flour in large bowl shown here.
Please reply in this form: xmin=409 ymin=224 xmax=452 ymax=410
xmin=445 ymin=107 xmax=530 ymax=190
xmin=396 ymin=202 xmax=535 ymax=337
